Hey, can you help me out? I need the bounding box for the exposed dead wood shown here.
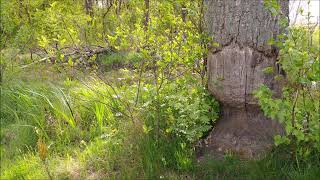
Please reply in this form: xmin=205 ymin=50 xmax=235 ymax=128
xmin=20 ymin=46 xmax=113 ymax=69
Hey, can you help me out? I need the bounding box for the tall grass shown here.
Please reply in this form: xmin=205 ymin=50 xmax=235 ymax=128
xmin=0 ymin=67 xmax=211 ymax=179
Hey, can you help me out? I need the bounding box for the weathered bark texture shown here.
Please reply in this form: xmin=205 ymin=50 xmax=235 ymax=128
xmin=85 ymin=0 xmax=94 ymax=17
xmin=204 ymin=0 xmax=289 ymax=158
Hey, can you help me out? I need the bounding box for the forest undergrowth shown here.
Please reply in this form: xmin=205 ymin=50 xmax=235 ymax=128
xmin=1 ymin=0 xmax=319 ymax=179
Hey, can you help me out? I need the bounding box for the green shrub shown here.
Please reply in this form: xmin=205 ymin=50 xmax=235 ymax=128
xmin=255 ymin=27 xmax=320 ymax=160
xmin=141 ymin=75 xmax=219 ymax=144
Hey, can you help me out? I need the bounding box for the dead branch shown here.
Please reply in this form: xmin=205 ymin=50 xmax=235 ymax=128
xmin=20 ymin=46 xmax=113 ymax=69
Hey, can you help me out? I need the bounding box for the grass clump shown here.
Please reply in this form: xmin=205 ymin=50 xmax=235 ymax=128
xmin=195 ymin=148 xmax=320 ymax=180
xmin=1 ymin=153 xmax=48 ymax=179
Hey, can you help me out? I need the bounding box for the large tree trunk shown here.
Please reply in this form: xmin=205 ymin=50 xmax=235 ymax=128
xmin=204 ymin=0 xmax=289 ymax=158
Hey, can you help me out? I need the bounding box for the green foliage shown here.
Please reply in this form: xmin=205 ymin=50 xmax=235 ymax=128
xmin=264 ymin=0 xmax=281 ymax=16
xmin=2 ymin=0 xmax=319 ymax=179
xmin=141 ymin=76 xmax=219 ymax=143
xmin=0 ymin=0 xmax=89 ymax=50
xmin=137 ymin=77 xmax=218 ymax=172
xmin=255 ymin=27 xmax=320 ymax=159
xmin=104 ymin=0 xmax=210 ymax=78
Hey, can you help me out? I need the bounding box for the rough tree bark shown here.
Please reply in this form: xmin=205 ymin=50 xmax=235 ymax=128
xmin=204 ymin=0 xmax=289 ymax=158
xmin=85 ymin=0 xmax=94 ymax=18
xmin=144 ymin=0 xmax=150 ymax=31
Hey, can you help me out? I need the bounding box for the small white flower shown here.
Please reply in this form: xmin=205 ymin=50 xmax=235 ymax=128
xmin=112 ymin=95 xmax=120 ymax=99
xmin=115 ymin=112 xmax=123 ymax=117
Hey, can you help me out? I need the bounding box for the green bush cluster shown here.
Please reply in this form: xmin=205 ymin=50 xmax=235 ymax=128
xmin=255 ymin=27 xmax=320 ymax=161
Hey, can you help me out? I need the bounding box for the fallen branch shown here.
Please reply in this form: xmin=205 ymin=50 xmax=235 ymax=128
xmin=20 ymin=46 xmax=113 ymax=69
xmin=20 ymin=57 xmax=51 ymax=69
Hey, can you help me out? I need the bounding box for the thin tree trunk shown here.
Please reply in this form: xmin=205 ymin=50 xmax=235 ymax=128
xmin=85 ymin=0 xmax=94 ymax=18
xmin=144 ymin=0 xmax=150 ymax=32
xmin=116 ymin=0 xmax=122 ymax=16
xmin=18 ymin=0 xmax=23 ymax=18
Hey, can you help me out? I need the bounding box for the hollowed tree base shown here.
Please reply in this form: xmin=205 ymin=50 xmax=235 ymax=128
xmin=202 ymin=105 xmax=284 ymax=159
